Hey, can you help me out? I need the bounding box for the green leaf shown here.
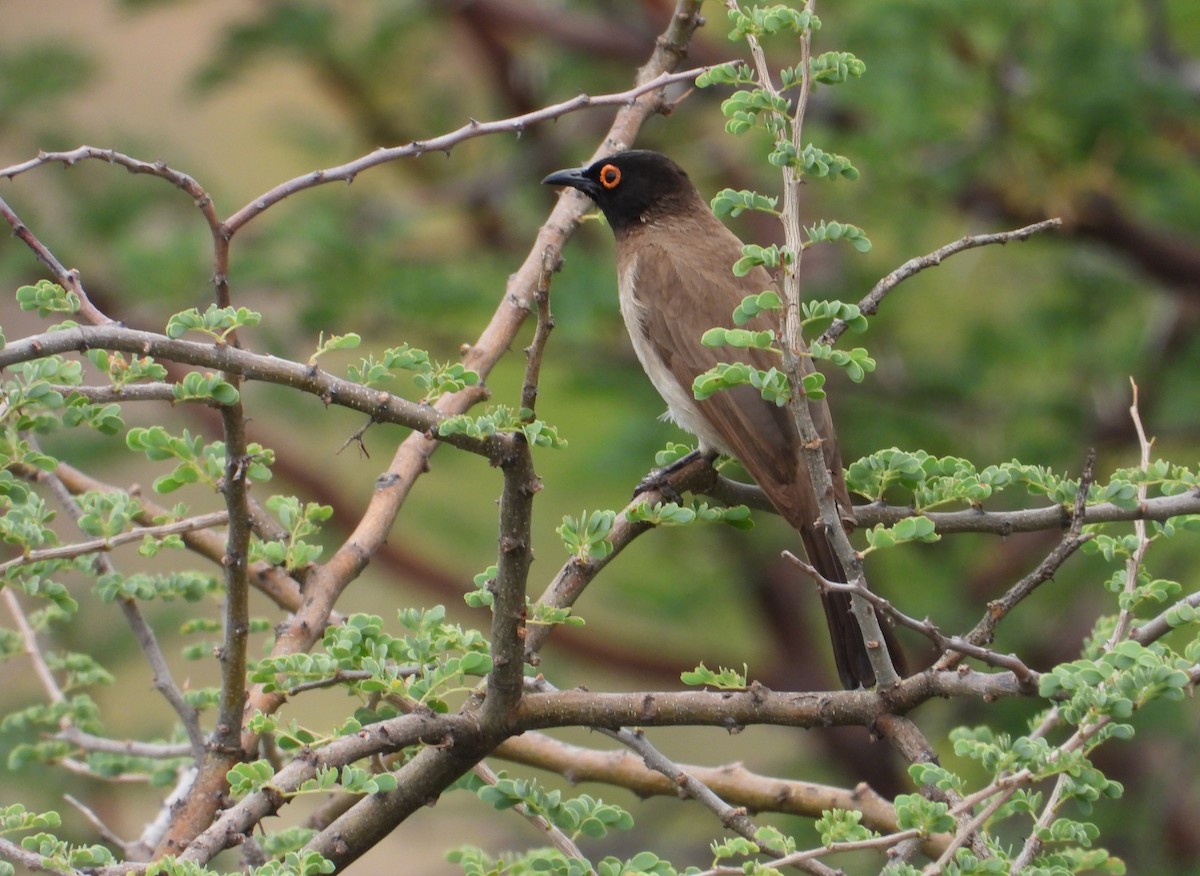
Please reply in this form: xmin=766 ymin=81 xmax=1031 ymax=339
xmin=893 ymin=793 xmax=954 ymax=836
xmin=694 ymin=361 xmax=791 ymax=405
xmin=732 ymin=290 xmax=783 ymax=325
xmin=16 ymin=279 xmax=80 ymax=316
xmin=728 ymin=4 xmax=819 ymax=40
xmin=808 ymin=51 xmax=867 ymax=85
xmin=309 ymin=331 xmax=361 ymax=365
xmin=731 ymin=243 xmax=787 ymax=276
xmin=680 ymin=661 xmax=749 ymax=689
xmin=815 ymin=808 xmax=877 ymax=845
xmin=696 ymin=62 xmax=756 ymax=88
xmin=227 ymin=759 xmax=276 ymax=798
xmin=557 ymin=510 xmax=616 ymax=561
xmin=653 ymin=442 xmax=695 ymax=467
xmin=703 ymin=327 xmax=776 ymax=349
xmin=172 ymin=371 xmax=240 ymax=406
xmin=165 ymin=304 xmax=261 ymax=341
xmin=711 ymin=188 xmax=778 ymax=218
xmin=863 ymin=516 xmax=939 ymax=553
xmin=805 ymin=219 xmax=871 ymax=250
xmin=801 ymin=299 xmax=869 ymax=334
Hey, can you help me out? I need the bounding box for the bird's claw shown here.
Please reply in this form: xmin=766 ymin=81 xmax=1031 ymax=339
xmin=632 ymin=448 xmax=717 ymax=503
xmin=633 ymin=467 xmax=684 ymax=504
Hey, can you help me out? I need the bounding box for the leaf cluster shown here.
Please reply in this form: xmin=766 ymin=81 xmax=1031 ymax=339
xmin=126 ymin=426 xmax=274 ymax=494
xmin=250 ymin=607 xmax=492 ymax=713
xmin=438 ymin=404 xmax=567 ymax=449
xmin=249 ymin=495 xmax=333 ymax=571
xmin=346 ymin=342 xmax=479 ymax=403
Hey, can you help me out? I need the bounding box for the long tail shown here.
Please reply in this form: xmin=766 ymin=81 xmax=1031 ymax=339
xmin=800 ymin=527 xmax=902 ymax=689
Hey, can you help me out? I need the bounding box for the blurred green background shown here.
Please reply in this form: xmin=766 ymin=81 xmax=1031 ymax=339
xmin=1 ymin=0 xmax=1199 ymax=872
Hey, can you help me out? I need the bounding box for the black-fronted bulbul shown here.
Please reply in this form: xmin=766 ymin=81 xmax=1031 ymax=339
xmin=544 ymin=149 xmax=896 ymax=689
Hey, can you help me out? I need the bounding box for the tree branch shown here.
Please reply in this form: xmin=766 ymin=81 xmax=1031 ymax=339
xmin=172 ymin=673 xmax=1023 ymax=865
xmin=35 ymin=454 xmax=206 ymax=756
xmin=0 ymin=511 xmax=229 ymax=576
xmin=493 ymin=731 xmax=950 ymax=858
xmin=0 ymin=325 xmax=500 ymax=459
xmin=473 ymin=760 xmax=592 ymax=867
xmin=701 ymin=463 xmax=1200 ymax=534
xmin=220 ymin=65 xmax=722 ymax=235
xmin=524 ymin=451 xmax=722 ymax=659
xmin=819 ymin=219 xmax=1064 ymax=347
xmin=0 ymin=193 xmax=113 ymax=326
xmin=938 ymin=452 xmax=1096 ymax=668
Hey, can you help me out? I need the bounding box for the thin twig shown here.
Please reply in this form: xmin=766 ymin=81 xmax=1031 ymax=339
xmin=0 ymin=325 xmax=499 ymax=460
xmin=604 ymin=724 xmax=756 ymax=831
xmin=63 ymin=794 xmax=133 ymax=854
xmin=158 ymin=399 xmax=256 ymax=848
xmin=525 ymin=451 xmax=722 ymax=658
xmin=938 ymin=450 xmax=1097 ymax=668
xmin=1 ymin=146 xmax=220 ymax=221
xmin=218 ymin=66 xmax=721 ymax=234
xmin=335 ymin=416 xmax=376 ymax=458
xmin=1 ymin=587 xmax=65 ymax=704
xmin=58 ymin=758 xmax=152 ymax=783
xmin=1133 ymin=589 xmax=1200 ymax=645
xmin=35 ymin=457 xmax=207 ymax=756
xmin=788 ymin=553 xmax=1039 ymax=689
xmin=597 ymin=723 xmax=849 ymax=873
xmin=32 ymin=459 xmax=308 ymax=615
xmin=738 ymin=0 xmax=900 ymax=688
xmin=57 ymin=727 xmax=192 ymax=759
xmin=705 ymin=468 xmax=1200 ymax=533
xmin=515 ymin=663 xmax=776 ymax=860
xmin=1011 ymin=390 xmax=1156 ymax=872
xmin=0 ymin=511 xmax=229 ymax=575
xmin=473 ymin=760 xmax=593 ymax=869
xmin=494 ymin=730 xmax=950 ymax=857
xmin=925 ymin=785 xmax=1012 ymax=874
xmin=1107 ymin=380 xmax=1153 ymax=648
xmin=819 ymin=219 xmax=1064 ymax=347
xmin=0 ymin=193 xmax=113 ymax=326
xmin=520 ymin=247 xmax=558 ymax=418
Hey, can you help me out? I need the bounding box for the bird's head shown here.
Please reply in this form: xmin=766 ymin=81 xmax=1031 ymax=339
xmin=542 ymin=150 xmax=699 ymax=233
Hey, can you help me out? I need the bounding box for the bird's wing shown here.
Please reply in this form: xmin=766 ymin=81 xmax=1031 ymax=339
xmin=623 ymin=232 xmax=840 ymax=525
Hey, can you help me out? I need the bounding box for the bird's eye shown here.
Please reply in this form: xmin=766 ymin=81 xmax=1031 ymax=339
xmin=598 ymin=164 xmax=622 ymax=189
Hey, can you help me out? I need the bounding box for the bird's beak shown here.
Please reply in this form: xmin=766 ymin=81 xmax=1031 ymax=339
xmin=542 ymin=166 xmax=598 ymax=199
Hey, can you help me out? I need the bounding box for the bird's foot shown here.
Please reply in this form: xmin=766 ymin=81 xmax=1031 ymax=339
xmin=632 ymin=448 xmax=717 ymax=503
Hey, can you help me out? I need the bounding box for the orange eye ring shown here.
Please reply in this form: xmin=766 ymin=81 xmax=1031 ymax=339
xmin=598 ymin=164 xmax=621 ymax=189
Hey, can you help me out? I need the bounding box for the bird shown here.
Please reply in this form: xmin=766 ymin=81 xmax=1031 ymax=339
xmin=543 ymin=149 xmax=897 ymax=689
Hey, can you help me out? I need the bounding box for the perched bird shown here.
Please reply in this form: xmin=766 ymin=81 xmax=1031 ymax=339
xmin=543 ymin=149 xmax=896 ymax=688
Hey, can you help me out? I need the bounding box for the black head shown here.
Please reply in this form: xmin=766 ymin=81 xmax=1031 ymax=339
xmin=542 ymin=150 xmax=701 ymax=234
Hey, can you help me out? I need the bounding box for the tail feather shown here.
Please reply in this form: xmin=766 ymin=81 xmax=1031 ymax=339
xmin=800 ymin=527 xmax=902 ymax=689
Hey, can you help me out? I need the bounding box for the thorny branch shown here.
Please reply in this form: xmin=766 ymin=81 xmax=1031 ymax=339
xmin=818 ymin=219 xmax=1064 ymax=347
xmin=0 ymin=510 xmax=230 ymax=576
xmin=493 ymin=730 xmax=951 ymax=858
xmin=34 ymin=453 xmax=206 ymax=755
xmin=472 ymin=761 xmax=590 ymax=867
xmin=787 ymin=553 xmax=1040 ymax=689
xmin=938 ymin=451 xmax=1097 ymax=670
